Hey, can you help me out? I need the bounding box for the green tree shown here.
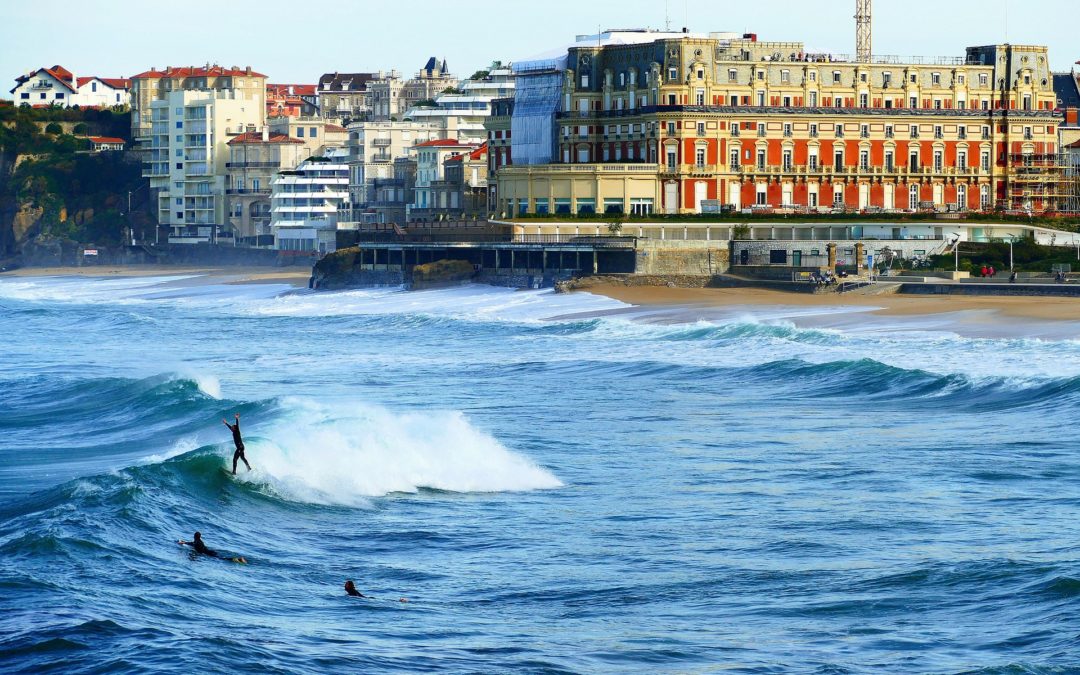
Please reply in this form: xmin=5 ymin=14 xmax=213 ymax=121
xmin=72 ymin=122 xmax=89 ymax=135
xmin=44 ymin=122 xmax=63 ymax=135
xmin=732 ymin=224 xmax=752 ymax=240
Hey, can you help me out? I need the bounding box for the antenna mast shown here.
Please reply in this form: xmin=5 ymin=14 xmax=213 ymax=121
xmin=855 ymin=0 xmax=872 ymax=63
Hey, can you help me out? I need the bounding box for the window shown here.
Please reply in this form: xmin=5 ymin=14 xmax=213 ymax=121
xmin=934 ymin=150 xmax=943 ymax=171
xmin=861 ymin=124 xmax=869 ymax=138
xmin=309 ymin=127 xmax=317 ymax=137
xmin=1022 ymin=94 xmax=1032 ymax=111
xmin=883 ymin=72 xmax=892 ymax=87
xmin=958 ymin=125 xmax=966 ymax=139
xmin=618 ymin=72 xmax=625 ymax=87
xmin=910 ymin=73 xmax=917 ymax=83
xmin=859 ymin=150 xmax=870 ymax=171
xmin=909 ymin=150 xmax=919 ymax=170
xmin=932 ymin=72 xmax=941 ymax=86
xmin=695 ymin=147 xmax=706 ymax=167
xmin=757 ymin=123 xmax=765 ymax=137
xmin=859 ymin=93 xmax=869 ymax=108
xmin=934 ymin=125 xmax=943 ymax=139
xmin=728 ymin=69 xmax=737 ymax=82
xmin=835 ymin=125 xmax=844 ymax=139
xmin=958 ymin=74 xmax=965 ymax=84
xmin=834 ymin=149 xmax=844 ymax=171
xmin=729 ymin=148 xmax=740 ymax=169
xmin=667 ymin=122 xmax=676 ymax=135
xmin=696 ymin=89 xmax=705 ymax=105
xmin=982 ymin=125 xmax=991 ymax=140
xmin=175 ymin=197 xmax=182 ymax=205
xmin=782 ymin=149 xmax=792 ymax=171
xmin=175 ymin=149 xmax=182 ymax=157
xmin=756 ymin=149 xmax=766 ymax=169
xmin=697 ymin=122 xmax=705 ymax=136
xmin=581 ymin=74 xmax=590 ymax=88
xmin=981 ymin=151 xmax=991 ymax=171
xmin=885 ymin=125 xmax=894 ymax=138
xmin=297 ymin=128 xmax=304 ymax=137
xmin=834 ymin=97 xmax=842 ymax=108
xmin=176 ymin=135 xmax=182 ymax=142
xmin=809 ymin=123 xmax=818 ymax=138
xmin=667 ymin=68 xmax=677 ymax=82
xmin=757 ymin=91 xmax=765 ymax=106
xmin=781 ymin=70 xmax=790 ymax=83
xmin=979 ymin=73 xmax=988 ymax=86
xmin=783 ymin=123 xmax=792 ymax=137
xmin=910 ymin=96 xmax=918 ymax=108
xmin=696 ymin=69 xmax=704 ymax=80
xmin=809 ymin=92 xmax=818 ymax=107
xmin=176 ymin=162 xmax=182 ymax=169
xmin=757 ymin=71 xmax=765 ymax=81
xmin=832 ymin=71 xmax=842 ymax=84
xmin=809 ymin=71 xmax=817 ymax=82
xmin=808 ymin=150 xmax=819 ymax=170
xmin=666 ymin=149 xmax=677 ymax=169
xmin=910 ymin=126 xmax=920 ymax=139
xmin=958 ymin=151 xmax=968 ymax=170
xmin=860 ymin=72 xmax=868 ymax=83
xmin=175 ymin=121 xmax=182 ymax=129
xmin=885 ymin=150 xmax=895 ymax=172
xmin=20 ymin=93 xmax=28 ymax=99
xmin=91 ymin=82 xmax=97 ymax=92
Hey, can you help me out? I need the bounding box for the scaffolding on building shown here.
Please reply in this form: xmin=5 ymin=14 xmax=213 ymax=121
xmin=1006 ymin=152 xmax=1078 ymax=213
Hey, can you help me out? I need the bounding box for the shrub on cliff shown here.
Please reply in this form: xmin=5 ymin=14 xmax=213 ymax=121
xmin=44 ymin=122 xmax=63 ymax=135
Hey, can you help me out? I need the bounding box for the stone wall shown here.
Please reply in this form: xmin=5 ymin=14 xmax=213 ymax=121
xmin=635 ymin=239 xmax=731 ymax=275
xmin=732 ymin=239 xmax=948 ymax=268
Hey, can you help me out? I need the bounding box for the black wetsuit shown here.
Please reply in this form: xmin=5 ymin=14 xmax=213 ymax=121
xmin=190 ymin=538 xmax=217 ymax=557
xmin=346 ymin=587 xmax=365 ymax=597
xmin=227 ymin=420 xmax=250 ymax=473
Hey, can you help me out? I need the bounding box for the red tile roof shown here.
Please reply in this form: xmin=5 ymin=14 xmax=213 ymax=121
xmin=414 ymin=139 xmax=476 ymax=148
xmin=12 ymin=66 xmax=77 ymax=93
xmin=267 ymin=83 xmax=317 ymax=96
xmin=131 ymin=66 xmax=267 ymax=80
xmin=76 ymin=77 xmax=131 ymax=89
xmin=324 ymin=124 xmax=347 ymax=133
xmin=89 ymin=136 xmax=125 ymax=144
xmin=227 ymin=132 xmax=304 ymax=145
xmin=467 ymin=143 xmax=489 ymax=160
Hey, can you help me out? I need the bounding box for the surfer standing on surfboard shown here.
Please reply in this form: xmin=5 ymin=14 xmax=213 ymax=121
xmin=222 ymin=413 xmax=251 ymax=475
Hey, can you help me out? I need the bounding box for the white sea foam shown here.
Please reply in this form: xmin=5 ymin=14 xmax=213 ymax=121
xmin=190 ymin=374 xmax=222 ymax=399
xmin=232 ymin=397 xmax=562 ymax=506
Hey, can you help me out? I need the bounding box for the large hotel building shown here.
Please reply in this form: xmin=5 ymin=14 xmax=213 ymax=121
xmin=495 ymin=30 xmax=1063 ymax=217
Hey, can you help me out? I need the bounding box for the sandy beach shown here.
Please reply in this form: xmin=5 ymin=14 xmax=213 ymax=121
xmin=575 ymin=281 xmax=1080 ymax=322
xmin=0 ymin=265 xmax=311 ymax=288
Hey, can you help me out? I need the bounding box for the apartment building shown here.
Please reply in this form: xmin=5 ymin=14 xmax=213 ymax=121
xmin=411 ymin=139 xmax=480 ymax=220
xmin=226 ymin=130 xmax=306 ymax=245
xmin=316 ymin=72 xmax=376 ymax=125
xmin=495 ymin=30 xmax=1063 ymax=217
xmin=344 ymin=120 xmax=444 ymax=222
xmin=430 ymin=143 xmax=489 ymax=219
xmin=271 ymin=154 xmax=350 ymax=253
xmin=131 ymin=65 xmax=267 ymax=243
xmin=405 ymin=66 xmax=514 ymax=143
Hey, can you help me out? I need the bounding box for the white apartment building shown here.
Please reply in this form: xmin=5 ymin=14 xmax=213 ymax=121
xmin=403 ymin=66 xmax=514 ymax=143
xmin=271 ymin=153 xmax=350 ymax=253
xmin=143 ymin=89 xmax=265 ymax=243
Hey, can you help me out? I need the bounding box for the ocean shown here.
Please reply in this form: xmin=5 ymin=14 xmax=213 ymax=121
xmin=1 ymin=274 xmax=1079 ymax=673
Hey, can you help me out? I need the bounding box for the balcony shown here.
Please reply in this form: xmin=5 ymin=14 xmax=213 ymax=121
xmin=226 ymin=188 xmax=272 ymax=195
xmin=372 ymin=138 xmax=392 ymax=147
xmin=226 ymin=161 xmax=281 ymax=168
xmin=31 ymin=81 xmax=53 ymax=89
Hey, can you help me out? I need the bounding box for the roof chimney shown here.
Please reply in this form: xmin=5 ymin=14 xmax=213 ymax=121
xmin=246 ymin=66 xmax=252 ymax=75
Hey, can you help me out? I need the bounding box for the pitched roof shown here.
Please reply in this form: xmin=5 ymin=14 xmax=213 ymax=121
xmin=1053 ymin=72 xmax=1080 ymax=109
xmin=12 ymin=66 xmax=77 ymax=93
xmin=227 ymin=131 xmax=304 ymax=145
xmin=131 ymin=66 xmax=267 ymax=79
xmin=324 ymin=124 xmax=347 ymax=133
xmin=76 ymin=76 xmax=130 ymax=89
xmin=267 ymin=83 xmax=317 ymax=97
xmin=414 ymin=138 xmax=476 ymax=148
xmin=317 ymin=72 xmax=376 ymax=92
xmin=88 ymin=136 xmax=125 ymax=144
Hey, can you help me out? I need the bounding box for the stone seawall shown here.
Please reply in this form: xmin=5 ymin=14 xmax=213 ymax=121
xmin=902 ymin=283 xmax=1080 ymax=297
xmin=635 ymin=240 xmax=730 ymax=276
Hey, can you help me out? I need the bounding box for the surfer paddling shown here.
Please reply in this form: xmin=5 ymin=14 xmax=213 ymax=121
xmin=222 ymin=413 xmax=251 ymax=475
xmin=344 ymin=579 xmax=408 ymax=602
xmin=179 ymin=532 xmax=246 ymax=564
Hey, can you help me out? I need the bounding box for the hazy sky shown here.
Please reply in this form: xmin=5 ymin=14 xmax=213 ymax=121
xmin=2 ymin=0 xmax=1076 ymax=85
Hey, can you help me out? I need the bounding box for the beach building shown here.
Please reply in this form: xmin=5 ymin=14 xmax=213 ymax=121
xmin=130 ymin=65 xmax=267 ymax=244
xmin=493 ymin=29 xmax=1063 ymax=218
xmin=87 ymin=136 xmax=125 ymax=152
xmin=270 ymin=153 xmax=350 ymax=253
xmin=225 ymin=130 xmax=306 ymax=245
xmin=430 ymin=143 xmax=490 ymax=219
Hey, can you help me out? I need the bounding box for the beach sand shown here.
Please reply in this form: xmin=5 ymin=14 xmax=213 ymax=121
xmin=0 ymin=265 xmax=311 ymax=288
xmin=575 ymin=282 xmax=1080 ymax=322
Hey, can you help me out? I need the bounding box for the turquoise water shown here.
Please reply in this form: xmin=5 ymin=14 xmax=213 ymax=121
xmin=2 ymin=274 xmax=1080 ymax=673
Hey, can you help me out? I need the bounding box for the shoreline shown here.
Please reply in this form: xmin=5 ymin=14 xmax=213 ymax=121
xmin=574 ymin=281 xmax=1080 ymax=322
xmin=0 ymin=265 xmax=311 ymax=288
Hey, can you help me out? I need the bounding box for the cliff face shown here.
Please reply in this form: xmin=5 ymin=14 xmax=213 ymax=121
xmin=0 ymin=107 xmax=142 ymax=264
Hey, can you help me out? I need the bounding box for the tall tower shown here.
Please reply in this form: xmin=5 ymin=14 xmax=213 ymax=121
xmin=855 ymin=0 xmax=872 ymax=63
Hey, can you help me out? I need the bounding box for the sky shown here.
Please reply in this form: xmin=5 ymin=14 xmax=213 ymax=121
xmin=1 ymin=0 xmax=1076 ymax=86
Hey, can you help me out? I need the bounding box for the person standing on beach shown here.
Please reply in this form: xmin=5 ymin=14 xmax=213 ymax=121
xmin=223 ymin=413 xmax=251 ymax=475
